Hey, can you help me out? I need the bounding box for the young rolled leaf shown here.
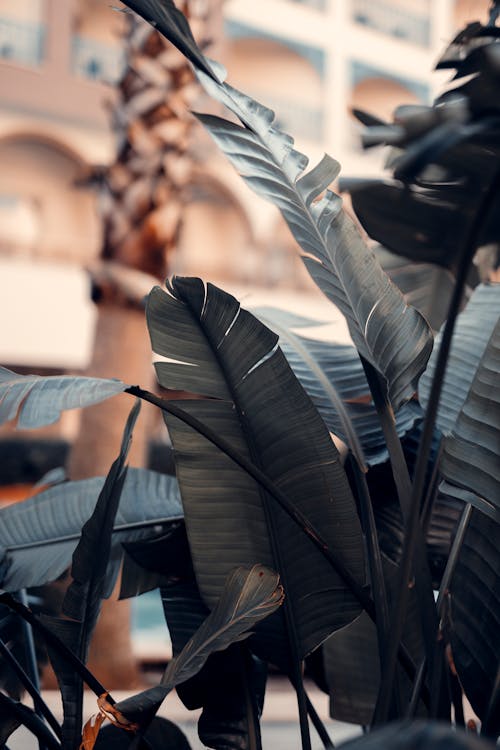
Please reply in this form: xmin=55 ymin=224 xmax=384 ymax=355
xmin=419 ymin=284 xmax=500 ymax=436
xmin=0 ymin=468 xmax=183 ymax=591
xmin=0 ymin=366 xmax=127 ymax=429
xmin=63 ymin=399 xmax=140 ymax=627
xmin=48 ymin=400 xmax=140 ymax=750
xmin=119 ymin=0 xmax=433 ymax=410
xmin=439 ymin=314 xmax=500 ymax=516
xmin=147 ymin=278 xmax=365 ymax=668
xmin=115 ymin=565 xmax=283 ymax=724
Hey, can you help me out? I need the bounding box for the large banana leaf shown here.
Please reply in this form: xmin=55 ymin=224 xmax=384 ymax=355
xmin=449 ymin=508 xmax=500 ymax=725
xmin=0 ymin=367 xmax=126 ymax=429
xmin=439 ymin=315 xmax=500 ymax=519
xmin=119 ymin=0 xmax=433 ymax=410
xmin=115 ymin=565 xmax=283 ymax=724
xmin=0 ymin=468 xmax=182 ymax=591
xmin=255 ymin=307 xmax=421 ymax=468
xmin=419 ymin=284 xmax=500 ymax=435
xmin=146 ymin=278 xmax=365 ymax=667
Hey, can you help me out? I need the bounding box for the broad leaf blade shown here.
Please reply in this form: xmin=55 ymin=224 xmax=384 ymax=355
xmin=419 ymin=284 xmax=500 ymax=435
xmin=449 ymin=508 xmax=500 ymax=722
xmin=439 ymin=315 xmax=500 ymax=510
xmin=147 ymin=279 xmax=365 ymax=667
xmin=195 ymin=112 xmax=433 ymax=409
xmin=0 ymin=367 xmax=126 ymax=429
xmin=0 ymin=468 xmax=183 ymax=591
xmin=116 ymin=565 xmax=283 ymax=723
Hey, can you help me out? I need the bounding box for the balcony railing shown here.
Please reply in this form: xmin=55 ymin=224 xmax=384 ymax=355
xmin=0 ymin=17 xmax=45 ymax=66
xmin=351 ymin=0 xmax=431 ymax=47
xmin=72 ymin=35 xmax=124 ymax=84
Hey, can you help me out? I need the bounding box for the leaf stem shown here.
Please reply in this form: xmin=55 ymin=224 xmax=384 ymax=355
xmin=407 ymin=503 xmax=472 ymax=717
xmin=360 ymin=359 xmax=439 ymax=723
xmin=0 ymin=636 xmax=62 ymax=739
xmin=0 ymin=592 xmax=109 ymax=700
xmin=305 ymin=693 xmax=334 ymax=749
xmin=0 ymin=692 xmax=61 ymax=750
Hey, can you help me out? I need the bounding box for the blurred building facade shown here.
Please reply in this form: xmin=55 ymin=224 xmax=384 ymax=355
xmin=0 ymin=0 xmax=491 ymax=484
xmin=0 ymin=0 xmax=490 ymax=366
xmin=0 ymin=0 xmax=490 ymax=662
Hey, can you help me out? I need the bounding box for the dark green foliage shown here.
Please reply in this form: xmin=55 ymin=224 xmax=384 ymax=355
xmin=449 ymin=509 xmax=500 ymax=723
xmin=146 ymin=278 xmax=365 ymax=667
xmin=0 ymin=2 xmax=500 ymax=747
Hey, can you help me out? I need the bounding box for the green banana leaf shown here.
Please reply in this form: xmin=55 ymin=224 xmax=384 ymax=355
xmin=118 ymin=0 xmax=433 ymax=411
xmin=0 ymin=468 xmax=182 ymax=591
xmin=419 ymin=284 xmax=500 ymax=436
xmin=439 ymin=315 xmax=500 ymax=518
xmin=146 ymin=277 xmax=365 ymax=667
xmin=449 ymin=508 xmax=500 ymax=727
xmin=0 ymin=367 xmax=126 ymax=429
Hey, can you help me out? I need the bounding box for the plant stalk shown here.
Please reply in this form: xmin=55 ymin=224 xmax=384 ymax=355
xmin=305 ymin=694 xmax=334 ymax=749
xmin=374 ymin=164 xmax=500 ymax=725
xmin=348 ymin=457 xmax=399 ymax=717
xmin=360 ymin=360 xmax=440 ymax=722
xmin=0 ymin=637 xmax=62 ymax=739
xmin=407 ymin=503 xmax=472 ymax=717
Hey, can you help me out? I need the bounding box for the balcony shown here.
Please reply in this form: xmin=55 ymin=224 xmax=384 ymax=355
xmin=0 ymin=17 xmax=45 ymax=67
xmin=72 ymin=35 xmax=124 ymax=84
xmin=351 ymin=0 xmax=431 ymax=47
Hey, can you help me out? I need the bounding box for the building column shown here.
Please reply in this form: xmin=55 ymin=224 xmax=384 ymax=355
xmin=43 ymin=0 xmax=75 ymax=73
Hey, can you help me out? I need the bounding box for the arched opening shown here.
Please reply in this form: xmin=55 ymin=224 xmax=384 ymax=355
xmin=0 ymin=134 xmax=99 ymax=264
xmin=226 ymin=36 xmax=324 ymax=141
xmin=175 ymin=177 xmax=256 ymax=284
xmin=350 ymin=76 xmax=422 ymax=123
